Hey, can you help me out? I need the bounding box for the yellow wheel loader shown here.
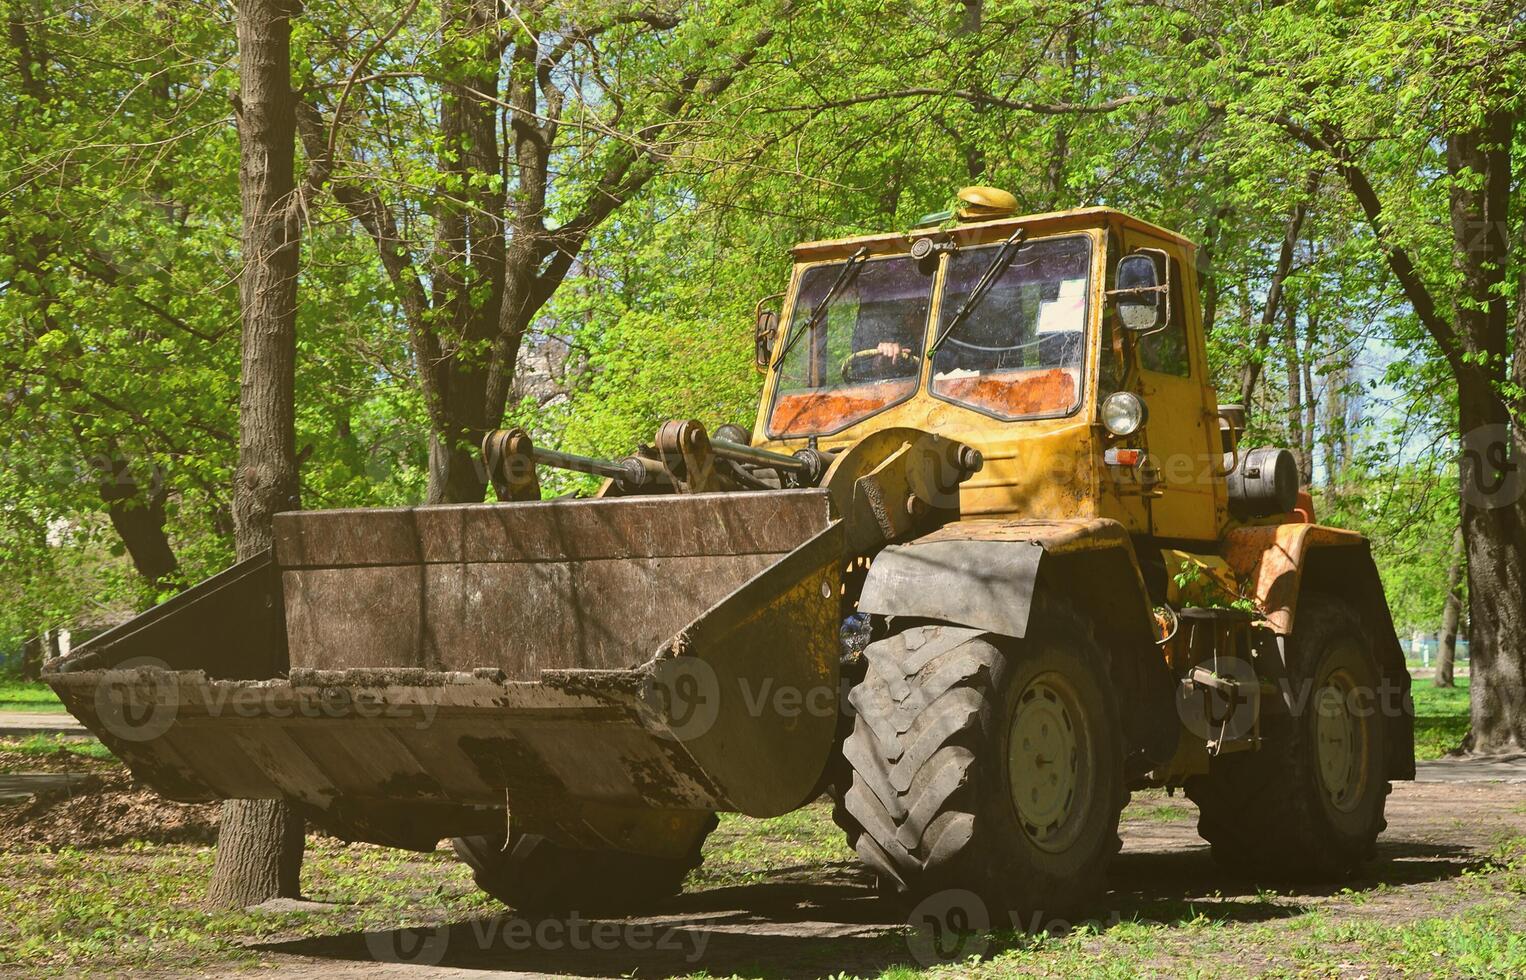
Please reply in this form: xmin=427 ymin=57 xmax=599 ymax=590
xmin=48 ymin=188 xmax=1413 ymax=920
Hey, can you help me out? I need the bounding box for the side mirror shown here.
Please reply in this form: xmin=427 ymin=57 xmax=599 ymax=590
xmin=1108 ymin=251 xmax=1169 ymax=333
xmin=753 ymin=294 xmax=783 ymax=371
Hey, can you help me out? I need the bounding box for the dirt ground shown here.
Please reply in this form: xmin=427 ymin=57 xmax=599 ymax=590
xmin=0 ymin=747 xmax=220 ymax=850
xmin=5 ymin=746 xmax=1526 ymax=978
xmin=32 ymin=778 xmax=1525 ymax=979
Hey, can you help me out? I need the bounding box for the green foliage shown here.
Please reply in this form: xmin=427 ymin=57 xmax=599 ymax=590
xmin=552 ymin=199 xmax=769 ymax=460
xmin=0 ymin=1 xmax=427 ymax=653
xmin=4 ymin=0 xmax=1511 ymax=664
xmin=0 ymin=681 xmax=64 ymax=713
xmin=1321 ymin=464 xmax=1463 ymax=633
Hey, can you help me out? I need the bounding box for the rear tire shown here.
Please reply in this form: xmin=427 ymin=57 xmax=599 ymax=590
xmin=1185 ymin=594 xmax=1389 ymax=878
xmin=836 ymin=598 xmax=1125 ymax=922
xmin=453 ymin=815 xmax=716 ymax=913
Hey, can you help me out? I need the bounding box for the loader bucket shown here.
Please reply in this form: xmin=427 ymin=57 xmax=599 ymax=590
xmin=47 ymin=489 xmax=846 ymax=851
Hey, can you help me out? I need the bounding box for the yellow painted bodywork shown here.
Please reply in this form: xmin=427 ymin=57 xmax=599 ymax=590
xmin=751 ymin=207 xmax=1230 ymax=543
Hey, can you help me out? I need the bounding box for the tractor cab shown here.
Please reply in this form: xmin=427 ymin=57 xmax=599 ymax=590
xmin=752 ymin=191 xmax=1234 ymax=543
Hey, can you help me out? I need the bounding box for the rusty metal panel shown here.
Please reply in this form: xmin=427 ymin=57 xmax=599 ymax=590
xmin=1220 ymin=523 xmax=1413 ymax=782
xmin=1222 ymin=522 xmax=1363 ymax=635
xmin=272 ymin=490 xmax=832 ymax=568
xmin=655 ymin=520 xmax=847 ymax=817
xmin=48 ymin=668 xmax=729 ymax=822
xmin=276 ymin=491 xmax=831 ymax=677
xmin=860 ymin=537 xmax=1043 ymax=638
xmin=40 ymin=477 xmax=868 ymax=851
xmin=43 ymin=506 xmax=853 ymax=844
xmin=58 ymin=552 xmax=287 ymax=678
xmin=859 ymin=518 xmax=1148 ymax=640
xmin=281 ymin=554 xmax=783 ymax=675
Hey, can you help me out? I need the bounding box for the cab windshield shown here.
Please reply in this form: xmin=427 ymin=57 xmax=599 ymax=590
xmin=767 ymin=254 xmax=933 ymax=437
xmin=766 ymin=233 xmax=1091 ymax=438
xmin=930 ymin=234 xmax=1089 ymax=419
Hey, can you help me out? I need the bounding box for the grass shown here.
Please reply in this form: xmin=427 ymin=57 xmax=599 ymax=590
xmin=2 ymin=840 xmax=498 ymax=976
xmin=15 ymin=817 xmax=1526 ymax=979
xmin=0 ymin=681 xmax=64 ymax=714
xmin=1411 ymin=676 xmax=1471 ymax=760
xmin=0 ymin=734 xmax=116 ymax=765
xmin=0 ymin=668 xmax=1487 ymax=977
xmin=698 ymin=804 xmax=855 ymax=886
xmin=1122 ymin=803 xmax=1193 ymax=823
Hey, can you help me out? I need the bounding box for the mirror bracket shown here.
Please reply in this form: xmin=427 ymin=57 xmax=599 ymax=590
xmin=753 ymin=292 xmax=784 ymax=372
xmin=1106 ymin=247 xmax=1172 ymax=336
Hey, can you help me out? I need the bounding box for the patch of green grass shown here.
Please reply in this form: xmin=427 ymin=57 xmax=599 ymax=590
xmin=5 ymin=807 xmax=1526 ymax=980
xmin=1122 ymin=803 xmax=1192 ymax=824
xmin=696 ymin=802 xmax=856 ymax=887
xmin=1411 ymin=676 xmax=1471 ymax=759
xmin=1250 ymin=902 xmax=1526 ymax=978
xmin=1120 ymin=789 xmax=1193 ymax=824
xmin=0 ymin=681 xmax=64 ymax=714
xmin=1 ymin=733 xmax=116 ymax=762
xmin=1 ymin=840 xmax=497 ymax=976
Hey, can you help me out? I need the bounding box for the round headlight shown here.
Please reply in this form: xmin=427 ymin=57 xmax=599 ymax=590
xmin=1101 ymin=391 xmax=1147 ymax=437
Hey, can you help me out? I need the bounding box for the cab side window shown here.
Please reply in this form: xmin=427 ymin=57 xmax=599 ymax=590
xmin=1140 ymin=255 xmax=1190 ymax=376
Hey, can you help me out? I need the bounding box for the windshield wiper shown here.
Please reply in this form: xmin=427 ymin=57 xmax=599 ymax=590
xmin=772 ymin=246 xmax=870 ymax=370
xmin=926 ymin=228 xmax=1028 ymax=357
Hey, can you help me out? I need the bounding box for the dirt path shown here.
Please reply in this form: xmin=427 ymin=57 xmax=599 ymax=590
xmin=0 ymin=713 xmax=82 ymax=738
xmin=1416 ymin=754 xmax=1526 ymax=782
xmin=149 ymin=774 xmax=1526 ymax=980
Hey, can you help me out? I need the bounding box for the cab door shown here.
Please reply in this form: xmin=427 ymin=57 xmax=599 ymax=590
xmin=1122 ymin=233 xmax=1225 ymax=543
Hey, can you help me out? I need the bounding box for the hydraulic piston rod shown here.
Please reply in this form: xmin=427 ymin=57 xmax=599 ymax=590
xmin=530 ymin=445 xmax=635 ymax=482
xmin=482 ymin=428 xmax=667 ymax=500
xmin=709 ymin=437 xmax=811 ymax=474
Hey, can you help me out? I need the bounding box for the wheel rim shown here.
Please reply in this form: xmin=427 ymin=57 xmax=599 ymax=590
xmin=1008 ymin=672 xmax=1092 ymax=853
xmin=1314 ymin=661 xmax=1370 ymax=813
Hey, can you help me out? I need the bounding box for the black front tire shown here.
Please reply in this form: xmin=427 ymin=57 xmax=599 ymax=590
xmin=835 ymin=597 xmax=1125 ymax=922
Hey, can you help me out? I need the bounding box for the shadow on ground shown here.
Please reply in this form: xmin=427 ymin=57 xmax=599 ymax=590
xmin=1106 ymin=837 xmax=1479 ymax=926
xmin=250 ymin=832 xmax=1483 ymax=977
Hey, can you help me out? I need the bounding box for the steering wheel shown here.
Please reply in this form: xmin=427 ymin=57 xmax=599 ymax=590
xmin=840 ymin=347 xmax=921 ymax=383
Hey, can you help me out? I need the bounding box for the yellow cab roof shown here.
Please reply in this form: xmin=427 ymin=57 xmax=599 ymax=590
xmin=789 ymin=205 xmax=1196 ymax=262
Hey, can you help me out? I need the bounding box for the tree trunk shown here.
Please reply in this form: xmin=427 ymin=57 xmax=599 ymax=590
xmin=1459 ymin=470 xmax=1526 ymax=753
xmin=20 ymin=634 xmax=43 ymax=682
xmin=420 ymin=0 xmax=504 ymax=505
xmin=1321 ymin=355 xmax=1344 ymax=491
xmin=1435 ymin=524 xmax=1464 ymax=688
xmin=1300 ymin=307 xmax=1318 ymax=485
xmin=302 ymin=12 xmax=772 ymax=506
xmin=1197 ymin=204 xmax=1232 ymax=336
xmin=209 ymin=0 xmax=305 ymax=910
xmin=1449 ymin=109 xmax=1526 ymax=754
xmin=1237 ymin=182 xmax=1310 ymax=408
xmin=1281 ymin=295 xmax=1306 ymax=483
xmin=206 ymin=799 xmax=305 ymax=909
xmin=97 ymin=457 xmax=179 ymax=588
